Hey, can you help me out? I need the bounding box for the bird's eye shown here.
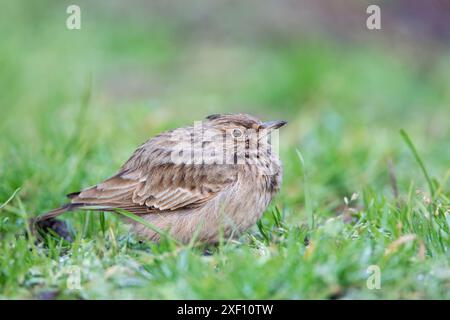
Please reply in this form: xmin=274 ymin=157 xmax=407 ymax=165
xmin=232 ymin=128 xmax=242 ymax=138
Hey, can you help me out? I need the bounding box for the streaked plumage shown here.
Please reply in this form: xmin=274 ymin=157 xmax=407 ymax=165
xmin=35 ymin=113 xmax=286 ymax=243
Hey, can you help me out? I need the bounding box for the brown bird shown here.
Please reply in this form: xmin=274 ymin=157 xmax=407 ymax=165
xmin=34 ymin=113 xmax=286 ymax=243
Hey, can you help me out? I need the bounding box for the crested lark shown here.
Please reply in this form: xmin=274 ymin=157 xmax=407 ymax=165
xmin=35 ymin=113 xmax=286 ymax=243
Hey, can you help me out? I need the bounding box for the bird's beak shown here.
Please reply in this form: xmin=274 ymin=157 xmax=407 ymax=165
xmin=261 ymin=120 xmax=287 ymax=130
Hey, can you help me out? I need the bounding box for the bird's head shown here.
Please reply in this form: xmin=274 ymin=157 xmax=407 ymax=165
xmin=167 ymin=113 xmax=286 ymax=166
xmin=200 ymin=113 xmax=287 ymax=166
xmin=205 ymin=113 xmax=287 ymax=139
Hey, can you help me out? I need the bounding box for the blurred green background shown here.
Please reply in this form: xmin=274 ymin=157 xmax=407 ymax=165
xmin=0 ymin=0 xmax=449 ymax=299
xmin=1 ymin=0 xmax=448 ymax=215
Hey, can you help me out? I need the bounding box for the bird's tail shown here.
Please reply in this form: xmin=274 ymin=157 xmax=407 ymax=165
xmin=33 ymin=204 xmax=79 ymax=223
xmin=29 ymin=204 xmax=90 ymax=240
xmin=31 ymin=203 xmax=115 ymax=225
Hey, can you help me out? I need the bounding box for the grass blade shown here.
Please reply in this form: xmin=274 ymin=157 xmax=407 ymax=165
xmin=114 ymin=208 xmax=181 ymax=245
xmin=99 ymin=212 xmax=106 ymax=235
xmin=0 ymin=187 xmax=21 ymax=211
xmin=400 ymin=129 xmax=435 ymax=198
xmin=296 ymin=148 xmax=314 ymax=229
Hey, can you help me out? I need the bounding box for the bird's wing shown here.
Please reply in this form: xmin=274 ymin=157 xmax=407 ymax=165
xmin=125 ymin=163 xmax=237 ymax=210
xmin=70 ymin=146 xmax=238 ymax=213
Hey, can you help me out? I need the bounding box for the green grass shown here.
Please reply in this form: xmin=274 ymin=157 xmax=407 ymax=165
xmin=0 ymin=1 xmax=449 ymax=299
